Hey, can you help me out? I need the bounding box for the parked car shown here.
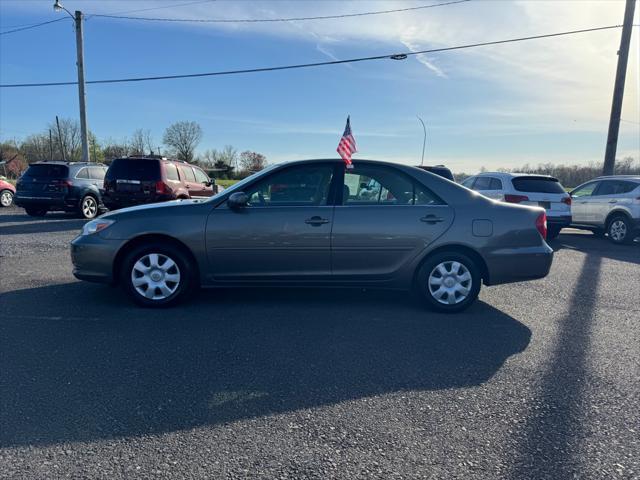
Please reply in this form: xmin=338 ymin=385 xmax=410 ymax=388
xmin=0 ymin=178 xmax=16 ymax=207
xmin=71 ymin=159 xmax=553 ymax=312
xmin=14 ymin=161 xmax=107 ymax=219
xmin=415 ymin=165 xmax=455 ymax=182
xmin=569 ymin=175 xmax=640 ymax=244
xmin=461 ymin=172 xmax=571 ymax=239
xmin=103 ymin=156 xmax=216 ymax=210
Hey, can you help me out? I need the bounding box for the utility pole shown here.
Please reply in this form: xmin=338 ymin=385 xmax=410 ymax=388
xmin=54 ymin=1 xmax=90 ymax=162
xmin=602 ymin=0 xmax=635 ymax=176
xmin=75 ymin=10 xmax=90 ymax=162
xmin=48 ymin=129 xmax=53 ymax=160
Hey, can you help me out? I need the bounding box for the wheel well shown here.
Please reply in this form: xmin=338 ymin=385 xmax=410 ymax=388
xmin=605 ymin=210 xmax=631 ymax=229
xmin=414 ymin=244 xmax=490 ymax=285
xmin=112 ymin=234 xmax=200 ymax=285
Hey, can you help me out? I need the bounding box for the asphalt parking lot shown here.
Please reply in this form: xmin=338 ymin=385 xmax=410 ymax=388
xmin=1 ymin=207 xmax=638 ymax=479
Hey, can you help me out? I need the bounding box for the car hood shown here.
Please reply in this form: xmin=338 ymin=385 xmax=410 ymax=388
xmin=101 ymin=198 xmax=206 ymax=218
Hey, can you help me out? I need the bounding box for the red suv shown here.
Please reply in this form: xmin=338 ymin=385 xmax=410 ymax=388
xmin=103 ymin=156 xmax=216 ymax=210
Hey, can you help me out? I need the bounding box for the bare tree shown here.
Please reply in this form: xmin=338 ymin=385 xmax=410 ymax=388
xmin=130 ymin=129 xmax=154 ymax=156
xmin=163 ymin=121 xmax=202 ymax=162
xmin=20 ymin=133 xmax=52 ymax=163
xmin=239 ymin=151 xmax=267 ymax=173
xmin=102 ymin=137 xmax=131 ymax=161
xmin=48 ymin=118 xmax=82 ymax=161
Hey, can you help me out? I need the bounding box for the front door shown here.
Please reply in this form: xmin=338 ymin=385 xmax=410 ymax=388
xmin=570 ymin=181 xmax=600 ymax=223
xmin=331 ymin=163 xmax=454 ymax=278
xmin=206 ymin=163 xmax=337 ymax=280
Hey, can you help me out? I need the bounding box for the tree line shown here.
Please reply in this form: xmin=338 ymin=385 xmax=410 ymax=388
xmin=0 ymin=119 xmax=267 ymax=179
xmin=456 ymin=157 xmax=640 ymax=188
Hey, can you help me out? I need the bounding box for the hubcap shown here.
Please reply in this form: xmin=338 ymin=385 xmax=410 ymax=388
xmin=0 ymin=191 xmax=12 ymax=207
xmin=131 ymin=253 xmax=181 ymax=300
xmin=609 ymin=220 xmax=627 ymax=241
xmin=428 ymin=261 xmax=472 ymax=305
xmin=82 ymin=197 xmax=97 ymax=218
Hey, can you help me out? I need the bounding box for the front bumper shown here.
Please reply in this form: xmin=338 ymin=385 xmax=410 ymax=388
xmin=70 ymin=234 xmax=125 ymax=284
xmin=484 ymin=243 xmax=554 ymax=286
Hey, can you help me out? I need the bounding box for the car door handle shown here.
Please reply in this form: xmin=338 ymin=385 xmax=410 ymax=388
xmin=608 ymin=200 xmax=617 ymax=204
xmin=420 ymin=215 xmax=444 ymax=224
xmin=305 ymin=216 xmax=330 ymax=226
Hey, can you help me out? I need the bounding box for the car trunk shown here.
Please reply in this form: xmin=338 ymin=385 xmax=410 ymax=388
xmin=17 ymin=164 xmax=70 ymax=196
xmin=104 ymin=159 xmax=162 ymax=202
xmin=511 ymin=176 xmax=570 ymax=218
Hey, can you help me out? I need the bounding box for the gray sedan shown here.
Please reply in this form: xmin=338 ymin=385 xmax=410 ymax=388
xmin=71 ymin=159 xmax=553 ymax=312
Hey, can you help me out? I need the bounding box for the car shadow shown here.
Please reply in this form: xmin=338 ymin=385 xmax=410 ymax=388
xmin=548 ymin=230 xmax=639 ymax=264
xmin=0 ymin=211 xmax=88 ymax=235
xmin=0 ymin=282 xmax=531 ymax=448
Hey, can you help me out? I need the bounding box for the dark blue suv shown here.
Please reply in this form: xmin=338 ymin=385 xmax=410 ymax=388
xmin=15 ymin=161 xmax=108 ymax=219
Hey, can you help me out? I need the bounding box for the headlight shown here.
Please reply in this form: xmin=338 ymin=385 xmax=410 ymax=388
xmin=81 ymin=219 xmax=115 ymax=236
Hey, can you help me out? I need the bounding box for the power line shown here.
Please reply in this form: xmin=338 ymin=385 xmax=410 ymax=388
xmin=87 ymin=0 xmax=217 ymax=18
xmin=90 ymin=0 xmax=471 ymax=24
xmin=0 ymin=24 xmax=624 ymax=88
xmin=0 ymin=17 xmax=68 ymax=36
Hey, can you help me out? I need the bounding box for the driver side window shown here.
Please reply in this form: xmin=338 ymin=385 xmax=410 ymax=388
xmin=571 ymin=182 xmax=599 ymax=198
xmin=245 ymin=164 xmax=334 ymax=207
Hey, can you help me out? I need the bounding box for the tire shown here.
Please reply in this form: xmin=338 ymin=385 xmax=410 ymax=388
xmin=547 ymin=226 xmax=561 ymax=240
xmin=607 ymin=215 xmax=633 ymax=245
xmin=415 ymin=251 xmax=482 ymax=313
xmin=0 ymin=189 xmax=14 ymax=207
xmin=79 ymin=195 xmax=99 ymax=219
xmin=120 ymin=242 xmax=195 ymax=307
xmin=25 ymin=207 xmax=47 ymax=217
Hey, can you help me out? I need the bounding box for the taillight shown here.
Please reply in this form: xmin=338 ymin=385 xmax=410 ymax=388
xmin=536 ymin=211 xmax=547 ymax=240
xmin=155 ymin=181 xmax=169 ymax=194
xmin=47 ymin=179 xmax=72 ymax=192
xmin=561 ymin=196 xmax=572 ymax=206
xmin=504 ymin=194 xmax=530 ymax=203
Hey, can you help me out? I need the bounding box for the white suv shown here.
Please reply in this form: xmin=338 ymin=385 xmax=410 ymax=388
xmin=569 ymin=175 xmax=640 ymax=244
xmin=461 ymin=172 xmax=571 ymax=239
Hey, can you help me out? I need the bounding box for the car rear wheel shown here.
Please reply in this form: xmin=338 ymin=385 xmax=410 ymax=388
xmin=25 ymin=207 xmax=47 ymax=217
xmin=121 ymin=243 xmax=194 ymax=307
xmin=0 ymin=189 xmax=13 ymax=207
xmin=79 ymin=195 xmax=99 ymax=219
xmin=416 ymin=252 xmax=482 ymax=313
xmin=607 ymin=215 xmax=633 ymax=245
xmin=547 ymin=225 xmax=561 ymax=240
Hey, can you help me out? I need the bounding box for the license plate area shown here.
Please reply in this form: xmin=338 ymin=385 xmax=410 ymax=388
xmin=539 ymin=201 xmax=551 ymax=209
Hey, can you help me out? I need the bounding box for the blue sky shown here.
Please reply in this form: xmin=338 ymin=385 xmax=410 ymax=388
xmin=1 ymin=0 xmax=638 ymax=172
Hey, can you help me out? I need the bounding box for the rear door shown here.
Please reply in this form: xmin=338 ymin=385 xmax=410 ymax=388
xmin=589 ymin=180 xmax=638 ymax=224
xmin=206 ymin=163 xmax=337 ymax=279
xmin=177 ymin=164 xmax=200 ymax=197
xmin=472 ymin=176 xmax=503 ymax=200
xmin=105 ymin=159 xmax=161 ymax=202
xmin=570 ymin=181 xmax=600 ymax=223
xmin=331 ymin=163 xmax=453 ymax=278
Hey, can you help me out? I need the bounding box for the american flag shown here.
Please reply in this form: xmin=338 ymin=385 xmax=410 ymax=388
xmin=337 ymin=116 xmax=357 ymax=168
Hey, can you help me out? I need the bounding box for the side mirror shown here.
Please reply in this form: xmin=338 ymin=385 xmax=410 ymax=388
xmin=227 ymin=191 xmax=249 ymax=209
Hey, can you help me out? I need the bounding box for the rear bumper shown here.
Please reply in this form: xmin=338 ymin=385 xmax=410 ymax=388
xmin=484 ymin=243 xmax=554 ymax=286
xmin=547 ymin=215 xmax=572 ymax=227
xmin=15 ymin=194 xmax=81 ymax=210
xmin=103 ymin=193 xmax=175 ymax=209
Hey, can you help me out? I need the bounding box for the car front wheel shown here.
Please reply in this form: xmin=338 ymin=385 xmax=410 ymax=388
xmin=607 ymin=215 xmax=633 ymax=245
xmin=416 ymin=252 xmax=482 ymax=313
xmin=0 ymin=189 xmax=13 ymax=207
xmin=121 ymin=243 xmax=194 ymax=307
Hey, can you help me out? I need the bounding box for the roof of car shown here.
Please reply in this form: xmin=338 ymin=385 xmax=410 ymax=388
xmin=594 ymin=175 xmax=640 ymax=181
xmin=32 ymin=161 xmax=104 ymax=167
xmin=473 ymin=171 xmax=557 ymax=179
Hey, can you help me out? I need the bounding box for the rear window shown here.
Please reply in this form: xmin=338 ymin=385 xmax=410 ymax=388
xmin=106 ymin=159 xmax=160 ymax=181
xmin=512 ymin=177 xmax=565 ymax=194
xmin=23 ymin=164 xmax=69 ymax=178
